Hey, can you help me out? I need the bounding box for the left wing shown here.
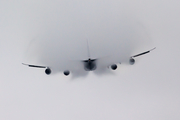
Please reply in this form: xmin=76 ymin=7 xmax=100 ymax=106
xmin=129 ymin=47 xmax=156 ymax=65
xmin=131 ymin=47 xmax=156 ymax=58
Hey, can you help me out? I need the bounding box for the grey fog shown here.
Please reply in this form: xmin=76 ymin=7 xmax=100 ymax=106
xmin=0 ymin=0 xmax=180 ymax=120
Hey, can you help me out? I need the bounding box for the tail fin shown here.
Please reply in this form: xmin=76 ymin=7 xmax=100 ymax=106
xmin=87 ymin=40 xmax=91 ymax=58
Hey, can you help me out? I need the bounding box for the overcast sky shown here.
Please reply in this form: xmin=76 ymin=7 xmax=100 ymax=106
xmin=0 ymin=0 xmax=180 ymax=120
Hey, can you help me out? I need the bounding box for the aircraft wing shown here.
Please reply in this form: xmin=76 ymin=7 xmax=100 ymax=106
xmin=22 ymin=63 xmax=52 ymax=75
xmin=22 ymin=63 xmax=47 ymax=68
xmin=131 ymin=47 xmax=156 ymax=58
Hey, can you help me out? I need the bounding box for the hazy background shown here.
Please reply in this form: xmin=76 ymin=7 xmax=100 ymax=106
xmin=0 ymin=0 xmax=180 ymax=120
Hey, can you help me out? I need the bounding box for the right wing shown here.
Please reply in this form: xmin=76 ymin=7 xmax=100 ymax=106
xmin=22 ymin=63 xmax=52 ymax=75
xmin=22 ymin=63 xmax=47 ymax=68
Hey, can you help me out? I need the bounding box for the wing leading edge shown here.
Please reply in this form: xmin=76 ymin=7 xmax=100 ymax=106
xmin=22 ymin=63 xmax=47 ymax=68
xmin=129 ymin=47 xmax=156 ymax=65
xmin=131 ymin=47 xmax=156 ymax=58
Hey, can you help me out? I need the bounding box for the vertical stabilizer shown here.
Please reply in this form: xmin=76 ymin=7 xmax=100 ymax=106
xmin=87 ymin=40 xmax=91 ymax=58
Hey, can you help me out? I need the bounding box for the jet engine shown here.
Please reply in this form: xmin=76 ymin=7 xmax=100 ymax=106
xmin=45 ymin=68 xmax=51 ymax=75
xmin=64 ymin=70 xmax=70 ymax=76
xmin=129 ymin=58 xmax=135 ymax=65
xmin=111 ymin=64 xmax=117 ymax=70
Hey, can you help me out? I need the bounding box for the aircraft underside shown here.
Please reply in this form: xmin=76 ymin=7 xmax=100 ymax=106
xmin=22 ymin=42 xmax=155 ymax=76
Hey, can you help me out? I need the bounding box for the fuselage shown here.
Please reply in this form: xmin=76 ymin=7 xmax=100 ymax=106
xmin=83 ymin=58 xmax=97 ymax=71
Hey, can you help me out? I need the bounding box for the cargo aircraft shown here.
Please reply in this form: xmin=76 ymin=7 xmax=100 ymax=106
xmin=22 ymin=41 xmax=155 ymax=76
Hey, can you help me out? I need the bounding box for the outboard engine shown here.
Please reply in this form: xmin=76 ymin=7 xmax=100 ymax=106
xmin=64 ymin=70 xmax=70 ymax=76
xmin=111 ymin=64 xmax=117 ymax=70
xmin=45 ymin=68 xmax=51 ymax=75
xmin=129 ymin=58 xmax=135 ymax=65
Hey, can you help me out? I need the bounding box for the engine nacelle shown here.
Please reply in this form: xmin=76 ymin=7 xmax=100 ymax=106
xmin=111 ymin=64 xmax=117 ymax=70
xmin=64 ymin=70 xmax=70 ymax=76
xmin=129 ymin=58 xmax=135 ymax=65
xmin=45 ymin=68 xmax=51 ymax=75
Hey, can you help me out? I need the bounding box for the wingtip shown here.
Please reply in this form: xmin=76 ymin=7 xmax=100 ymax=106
xmin=22 ymin=63 xmax=28 ymax=66
xmin=150 ymin=47 xmax=156 ymax=51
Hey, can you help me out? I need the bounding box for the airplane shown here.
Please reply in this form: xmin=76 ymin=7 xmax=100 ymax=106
xmin=22 ymin=41 xmax=156 ymax=76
